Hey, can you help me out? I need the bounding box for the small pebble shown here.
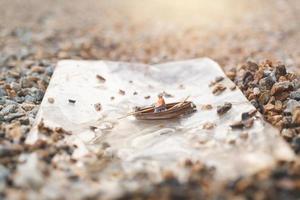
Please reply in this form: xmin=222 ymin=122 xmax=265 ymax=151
xmin=96 ymin=74 xmax=106 ymax=83
xmin=31 ymin=66 xmax=45 ymax=73
xmin=201 ymin=104 xmax=213 ymax=110
xmin=119 ymin=89 xmax=125 ymax=95
xmin=48 ymin=97 xmax=55 ymax=104
xmin=212 ymin=84 xmax=226 ymax=95
xmin=217 ymin=103 xmax=232 ymax=115
xmin=94 ymin=103 xmax=102 ymax=111
xmin=68 ymin=99 xmax=76 ymax=104
xmin=202 ymin=122 xmax=215 ymax=130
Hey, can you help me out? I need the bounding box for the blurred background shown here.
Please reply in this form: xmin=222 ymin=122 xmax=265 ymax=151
xmin=0 ymin=0 xmax=299 ymax=70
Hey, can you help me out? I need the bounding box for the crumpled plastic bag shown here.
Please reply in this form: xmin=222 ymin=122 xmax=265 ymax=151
xmin=27 ymin=58 xmax=294 ymax=197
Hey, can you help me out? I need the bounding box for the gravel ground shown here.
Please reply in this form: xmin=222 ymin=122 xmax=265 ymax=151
xmin=0 ymin=0 xmax=300 ymax=199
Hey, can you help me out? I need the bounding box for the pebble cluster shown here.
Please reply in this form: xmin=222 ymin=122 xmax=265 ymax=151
xmin=231 ymin=61 xmax=300 ymax=153
xmin=118 ymin=160 xmax=300 ymax=200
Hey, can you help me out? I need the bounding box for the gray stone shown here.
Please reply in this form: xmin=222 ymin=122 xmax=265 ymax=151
xmin=24 ymin=95 xmax=36 ymax=103
xmin=0 ymin=165 xmax=9 ymax=193
xmin=0 ymin=54 xmax=9 ymax=66
xmin=45 ymin=66 xmax=54 ymax=76
xmin=285 ymin=99 xmax=300 ymax=113
xmin=263 ymin=70 xmax=272 ymax=77
xmin=5 ymin=77 xmax=16 ymax=84
xmin=4 ymin=99 xmax=18 ymax=105
xmin=0 ymin=104 xmax=18 ymax=115
xmin=290 ymin=89 xmax=300 ymax=101
xmin=0 ymin=165 xmax=9 ymax=181
xmin=20 ymin=117 xmax=30 ymax=125
xmin=18 ymin=48 xmax=31 ymax=60
xmin=14 ymin=96 xmax=25 ymax=103
xmin=33 ymin=89 xmax=45 ymax=102
xmin=28 ymin=106 xmax=39 ymax=118
xmin=0 ymin=97 xmax=6 ymax=105
xmin=10 ymin=82 xmax=21 ymax=92
xmin=25 ymin=88 xmax=44 ymax=103
xmin=293 ymin=79 xmax=300 ymax=89
xmin=0 ymin=115 xmax=4 ymax=122
xmin=0 ymin=88 xmax=6 ymax=97
xmin=21 ymin=77 xmax=34 ymax=88
xmin=259 ymin=75 xmax=275 ymax=90
xmin=292 ymin=136 xmax=300 ymax=153
xmin=4 ymin=113 xmax=25 ymax=122
xmin=0 ymin=146 xmax=13 ymax=158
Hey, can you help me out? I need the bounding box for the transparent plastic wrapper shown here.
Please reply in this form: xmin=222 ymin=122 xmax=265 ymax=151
xmin=27 ymin=58 xmax=294 ymax=198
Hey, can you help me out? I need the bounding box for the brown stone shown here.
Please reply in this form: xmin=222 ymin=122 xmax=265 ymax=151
xmin=278 ymin=76 xmax=287 ymax=82
xmin=94 ymin=103 xmax=102 ymax=111
xmin=281 ymin=128 xmax=294 ymax=139
xmin=31 ymin=66 xmax=45 ymax=73
xmin=270 ymin=81 xmax=293 ymax=96
xmin=258 ymin=92 xmax=270 ymax=105
xmin=274 ymin=64 xmax=287 ymax=79
xmin=264 ymin=103 xmax=275 ymax=112
xmin=272 ymin=115 xmax=283 ymax=123
xmin=217 ymin=102 xmax=232 ymax=115
xmin=243 ymin=118 xmax=254 ymax=128
xmin=292 ymin=107 xmax=300 ymax=124
xmin=274 ymin=91 xmax=290 ymax=101
xmin=201 ymin=104 xmax=213 ymax=110
xmin=274 ymin=101 xmax=283 ymax=112
xmin=212 ymin=84 xmax=226 ymax=95
xmin=229 ymin=85 xmax=236 ymax=90
xmin=162 ymin=170 xmax=176 ymax=181
xmin=248 ymin=93 xmax=255 ymax=101
xmin=254 ymin=69 xmax=264 ymax=81
xmin=96 ymin=75 xmax=106 ymax=83
xmin=226 ymin=70 xmax=236 ymax=81
xmin=6 ymin=123 xmax=22 ymax=142
xmin=246 ymin=61 xmax=259 ymax=72
xmin=202 ymin=122 xmax=215 ymax=130
xmin=275 ymin=120 xmax=283 ymax=128
xmin=119 ymin=89 xmax=125 ymax=95
xmin=58 ymin=51 xmax=69 ymax=59
xmin=210 ymin=76 xmax=223 ymax=87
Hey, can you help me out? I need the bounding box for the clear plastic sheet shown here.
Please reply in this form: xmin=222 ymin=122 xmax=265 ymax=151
xmin=27 ymin=58 xmax=294 ymax=197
